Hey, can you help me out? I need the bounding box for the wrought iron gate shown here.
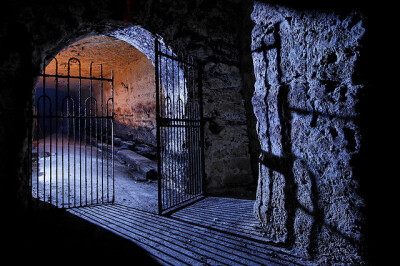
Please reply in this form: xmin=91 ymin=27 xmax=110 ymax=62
xmin=155 ymin=40 xmax=205 ymax=215
xmin=30 ymin=57 xmax=114 ymax=209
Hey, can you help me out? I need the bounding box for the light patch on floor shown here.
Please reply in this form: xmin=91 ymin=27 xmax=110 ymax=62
xmin=68 ymin=204 xmax=308 ymax=265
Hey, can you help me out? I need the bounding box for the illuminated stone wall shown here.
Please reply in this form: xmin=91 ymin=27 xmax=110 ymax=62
xmin=251 ymin=2 xmax=366 ymax=263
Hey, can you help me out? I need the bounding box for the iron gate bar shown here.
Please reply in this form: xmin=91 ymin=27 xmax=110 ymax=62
xmin=198 ymin=64 xmax=206 ymax=194
xmin=41 ymin=73 xmax=113 ymax=82
xmin=155 ymin=39 xmax=161 ymax=215
xmin=32 ymin=115 xmax=113 ymax=118
xmin=155 ymin=39 xmax=206 ymax=215
xmin=156 ymin=49 xmax=198 ymax=68
xmin=31 ymin=56 xmax=115 ymax=209
xmin=68 ymin=57 xmax=78 ymax=207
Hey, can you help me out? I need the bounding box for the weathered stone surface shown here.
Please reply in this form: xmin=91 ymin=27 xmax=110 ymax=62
xmin=97 ymin=143 xmax=115 ymax=154
xmin=113 ymin=137 xmax=122 ymax=147
xmin=116 ymin=149 xmax=157 ymax=180
xmin=132 ymin=143 xmax=156 ymax=159
xmin=251 ymin=2 xmax=365 ymax=263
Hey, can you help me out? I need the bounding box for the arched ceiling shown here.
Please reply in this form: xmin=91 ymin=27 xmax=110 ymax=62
xmin=46 ymin=36 xmax=146 ymax=79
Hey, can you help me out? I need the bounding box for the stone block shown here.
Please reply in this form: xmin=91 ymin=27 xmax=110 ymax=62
xmin=116 ymin=149 xmax=157 ymax=180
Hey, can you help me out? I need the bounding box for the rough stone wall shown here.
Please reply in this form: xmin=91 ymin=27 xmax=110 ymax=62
xmin=251 ymin=2 xmax=365 ymax=263
xmin=114 ymin=55 xmax=156 ymax=145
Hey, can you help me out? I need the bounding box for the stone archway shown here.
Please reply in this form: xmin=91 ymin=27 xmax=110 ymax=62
xmin=31 ymin=23 xmax=204 ymax=213
xmin=31 ymin=31 xmax=161 ymax=211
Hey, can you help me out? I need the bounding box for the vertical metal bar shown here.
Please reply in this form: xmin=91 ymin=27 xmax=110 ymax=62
xmin=105 ymin=66 xmax=109 ymax=204
xmin=180 ymin=69 xmax=184 ymax=200
xmin=162 ymin=121 xmax=166 ymax=211
xmin=106 ymin=112 xmax=108 ymax=203
xmin=90 ymin=62 xmax=93 ymax=205
xmin=54 ymin=58 xmax=59 ymax=207
xmin=167 ymin=98 xmax=171 ymax=210
xmin=173 ymin=53 xmax=177 ymax=209
xmin=73 ymin=96 xmax=76 ymax=207
xmin=169 ymin=55 xmax=174 ymax=210
xmin=171 ymin=52 xmax=175 ymax=209
xmin=67 ymin=61 xmax=71 ymax=207
xmin=67 ymin=101 xmax=70 ymax=206
xmin=95 ymin=125 xmax=98 ymax=205
xmin=100 ymin=64 xmax=104 ymax=204
xmin=84 ymin=97 xmax=87 ymax=207
xmin=75 ymin=59 xmax=80 ymax=207
xmin=89 ymin=62 xmax=93 ymax=203
xmin=43 ymin=60 xmax=53 ymax=206
xmin=164 ymin=47 xmax=169 ymax=212
xmin=90 ymin=62 xmax=98 ymax=205
xmin=90 ymin=97 xmax=93 ymax=205
xmin=42 ymin=65 xmax=46 ymax=207
xmin=178 ymin=97 xmax=181 ymax=204
xmin=195 ymin=65 xmax=199 ymax=197
xmin=111 ymin=70 xmax=115 ymax=204
xmin=49 ymin=89 xmax=53 ymax=205
xmin=187 ymin=62 xmax=191 ymax=196
xmin=155 ymin=39 xmax=162 ymax=215
xmin=184 ymin=56 xmax=189 ymax=198
xmin=194 ymin=63 xmax=199 ymax=196
xmin=193 ymin=63 xmax=199 ymax=196
xmin=78 ymin=61 xmax=82 ymax=208
xmin=88 ymin=98 xmax=98 ymax=206
xmin=165 ymin=97 xmax=170 ymax=212
xmin=90 ymin=89 xmax=93 ymax=205
xmin=194 ymin=75 xmax=199 ymax=197
xmin=61 ymin=98 xmax=64 ymax=208
xmin=185 ymin=56 xmax=190 ymax=197
xmin=188 ymin=60 xmax=194 ymax=196
xmin=177 ymin=56 xmax=182 ymax=205
xmin=72 ymin=101 xmax=76 ymax=207
xmin=198 ymin=63 xmax=205 ymax=195
xmin=196 ymin=102 xmax=201 ymax=196
xmin=186 ymin=60 xmax=190 ymax=196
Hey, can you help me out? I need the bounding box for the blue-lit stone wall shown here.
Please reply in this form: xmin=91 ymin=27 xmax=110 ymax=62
xmin=251 ymin=2 xmax=365 ymax=263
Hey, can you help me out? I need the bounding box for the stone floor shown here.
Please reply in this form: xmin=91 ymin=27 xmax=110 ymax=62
xmin=171 ymin=197 xmax=268 ymax=242
xmin=68 ymin=202 xmax=309 ymax=265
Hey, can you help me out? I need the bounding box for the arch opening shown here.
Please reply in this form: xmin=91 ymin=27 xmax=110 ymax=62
xmin=31 ymin=32 xmax=162 ymax=213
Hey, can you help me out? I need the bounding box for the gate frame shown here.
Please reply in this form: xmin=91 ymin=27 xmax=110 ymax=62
xmin=155 ymin=39 xmax=206 ymax=216
xmin=30 ymin=56 xmax=115 ymax=209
